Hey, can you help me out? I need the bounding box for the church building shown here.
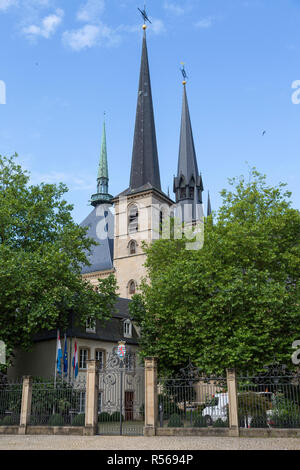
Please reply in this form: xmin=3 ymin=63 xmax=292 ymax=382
xmin=8 ymin=23 xmax=211 ymax=380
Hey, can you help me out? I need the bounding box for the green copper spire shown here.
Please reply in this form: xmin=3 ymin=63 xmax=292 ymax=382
xmin=91 ymin=117 xmax=113 ymax=206
xmin=98 ymin=119 xmax=108 ymax=180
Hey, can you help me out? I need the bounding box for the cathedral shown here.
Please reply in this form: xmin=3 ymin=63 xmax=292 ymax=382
xmin=8 ymin=24 xmax=211 ymax=380
xmin=81 ymin=24 xmax=211 ymax=299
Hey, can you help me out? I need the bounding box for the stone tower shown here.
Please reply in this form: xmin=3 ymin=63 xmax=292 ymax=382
xmin=113 ymin=25 xmax=173 ymax=299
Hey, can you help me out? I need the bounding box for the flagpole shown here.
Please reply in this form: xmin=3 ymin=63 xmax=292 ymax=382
xmin=53 ymin=329 xmax=59 ymax=415
xmin=54 ymin=329 xmax=59 ymax=389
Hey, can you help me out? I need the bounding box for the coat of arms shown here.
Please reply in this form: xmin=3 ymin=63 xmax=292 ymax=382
xmin=117 ymin=341 xmax=126 ymax=359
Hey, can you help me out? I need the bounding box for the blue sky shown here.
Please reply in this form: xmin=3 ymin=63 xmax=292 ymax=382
xmin=0 ymin=0 xmax=300 ymax=223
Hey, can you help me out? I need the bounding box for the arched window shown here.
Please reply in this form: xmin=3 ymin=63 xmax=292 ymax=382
xmin=159 ymin=210 xmax=163 ymax=237
xmin=129 ymin=240 xmax=137 ymax=255
xmin=128 ymin=205 xmax=138 ymax=233
xmin=128 ymin=280 xmax=136 ymax=296
xmin=179 ymin=175 xmax=186 ymax=200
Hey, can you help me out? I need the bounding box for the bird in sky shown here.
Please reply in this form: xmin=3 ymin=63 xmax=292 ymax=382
xmin=262 ymin=130 xmax=266 ymax=136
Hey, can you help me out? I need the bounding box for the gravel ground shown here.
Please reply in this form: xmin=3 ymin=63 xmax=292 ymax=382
xmin=0 ymin=435 xmax=300 ymax=450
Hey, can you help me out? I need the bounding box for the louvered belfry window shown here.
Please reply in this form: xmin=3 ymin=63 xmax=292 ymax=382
xmin=128 ymin=205 xmax=138 ymax=233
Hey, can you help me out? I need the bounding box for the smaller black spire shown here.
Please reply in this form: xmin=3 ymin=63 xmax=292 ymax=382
xmin=207 ymin=191 xmax=212 ymax=216
xmin=174 ymin=81 xmax=203 ymax=221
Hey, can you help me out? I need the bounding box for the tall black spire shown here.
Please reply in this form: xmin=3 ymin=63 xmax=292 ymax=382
xmin=173 ymin=80 xmax=203 ymax=221
xmin=129 ymin=27 xmax=161 ymax=192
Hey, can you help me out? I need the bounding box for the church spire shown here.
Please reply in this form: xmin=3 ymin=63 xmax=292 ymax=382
xmin=207 ymin=191 xmax=212 ymax=216
xmin=91 ymin=117 xmax=113 ymax=206
xmin=129 ymin=25 xmax=161 ymax=192
xmin=173 ymin=78 xmax=203 ymax=221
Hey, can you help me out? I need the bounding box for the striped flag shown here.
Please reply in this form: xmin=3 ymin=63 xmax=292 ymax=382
xmin=73 ymin=341 xmax=78 ymax=378
xmin=63 ymin=334 xmax=68 ymax=377
xmin=56 ymin=331 xmax=62 ymax=375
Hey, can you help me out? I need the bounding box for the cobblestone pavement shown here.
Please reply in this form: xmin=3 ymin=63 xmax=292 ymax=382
xmin=0 ymin=435 xmax=300 ymax=450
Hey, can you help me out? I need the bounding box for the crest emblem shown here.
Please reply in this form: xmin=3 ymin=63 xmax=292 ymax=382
xmin=117 ymin=341 xmax=126 ymax=359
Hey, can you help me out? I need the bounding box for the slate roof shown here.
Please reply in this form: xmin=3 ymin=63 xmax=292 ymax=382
xmin=80 ymin=204 xmax=114 ymax=274
xmin=175 ymin=84 xmax=200 ymax=186
xmin=129 ymin=30 xmax=161 ymax=192
xmin=173 ymin=84 xmax=204 ymax=221
xmin=33 ymin=298 xmax=139 ymax=346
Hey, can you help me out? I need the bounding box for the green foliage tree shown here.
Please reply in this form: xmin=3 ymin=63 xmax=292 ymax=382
xmin=0 ymin=154 xmax=117 ymax=367
xmin=130 ymin=169 xmax=300 ymax=375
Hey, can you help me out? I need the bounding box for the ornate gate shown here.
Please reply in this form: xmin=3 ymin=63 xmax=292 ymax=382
xmin=98 ymin=353 xmax=145 ymax=435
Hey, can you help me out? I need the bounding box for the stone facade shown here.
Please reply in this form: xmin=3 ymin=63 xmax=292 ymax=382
xmin=113 ymin=190 xmax=173 ymax=298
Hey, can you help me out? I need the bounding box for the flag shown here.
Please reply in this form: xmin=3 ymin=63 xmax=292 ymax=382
xmin=63 ymin=334 xmax=68 ymax=377
xmin=56 ymin=330 xmax=62 ymax=375
xmin=73 ymin=341 xmax=78 ymax=378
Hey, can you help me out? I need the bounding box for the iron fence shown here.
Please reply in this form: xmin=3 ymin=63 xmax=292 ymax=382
xmin=158 ymin=363 xmax=228 ymax=428
xmin=30 ymin=377 xmax=86 ymax=426
xmin=237 ymin=368 xmax=300 ymax=429
xmin=0 ymin=379 xmax=23 ymax=426
xmin=98 ymin=353 xmax=145 ymax=436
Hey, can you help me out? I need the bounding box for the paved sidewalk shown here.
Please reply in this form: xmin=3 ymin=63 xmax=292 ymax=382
xmin=0 ymin=435 xmax=300 ymax=450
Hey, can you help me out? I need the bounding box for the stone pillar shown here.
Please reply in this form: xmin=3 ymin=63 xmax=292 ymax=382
xmin=144 ymin=357 xmax=158 ymax=436
xmin=19 ymin=376 xmax=32 ymax=435
xmin=84 ymin=360 xmax=99 ymax=436
xmin=226 ymin=368 xmax=239 ymax=437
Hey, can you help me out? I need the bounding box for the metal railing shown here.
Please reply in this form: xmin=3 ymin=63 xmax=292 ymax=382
xmin=158 ymin=364 xmax=228 ymax=428
xmin=30 ymin=377 xmax=86 ymax=426
xmin=0 ymin=379 xmax=23 ymax=425
xmin=237 ymin=373 xmax=300 ymax=429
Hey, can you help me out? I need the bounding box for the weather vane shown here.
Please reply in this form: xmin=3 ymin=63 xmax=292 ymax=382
xmin=180 ymin=62 xmax=188 ymax=84
xmin=138 ymin=4 xmax=152 ymax=27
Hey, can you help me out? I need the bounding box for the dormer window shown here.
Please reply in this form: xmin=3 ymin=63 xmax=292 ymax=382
xmin=189 ymin=187 xmax=194 ymax=199
xmin=124 ymin=320 xmax=132 ymax=338
xmin=180 ymin=187 xmax=186 ymax=199
xmin=86 ymin=318 xmax=96 ymax=333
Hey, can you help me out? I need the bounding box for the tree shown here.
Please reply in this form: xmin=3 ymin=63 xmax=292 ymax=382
xmin=0 ymin=154 xmax=117 ymax=367
xmin=130 ymin=169 xmax=300 ymax=375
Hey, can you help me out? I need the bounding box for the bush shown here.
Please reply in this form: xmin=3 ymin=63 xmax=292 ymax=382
xmin=110 ymin=411 xmax=123 ymax=422
xmin=269 ymin=393 xmax=300 ymax=428
xmin=98 ymin=412 xmax=111 ymax=423
xmin=213 ymin=418 xmax=228 ymax=428
xmin=270 ymin=414 xmax=300 ymax=429
xmin=72 ymin=413 xmax=85 ymax=426
xmin=48 ymin=413 xmax=64 ymax=426
xmin=168 ymin=413 xmax=183 ymax=428
xmin=1 ymin=415 xmax=19 ymax=425
xmin=30 ymin=414 xmax=50 ymax=426
xmin=193 ymin=415 xmax=207 ymax=428
xmin=250 ymin=415 xmax=267 ymax=428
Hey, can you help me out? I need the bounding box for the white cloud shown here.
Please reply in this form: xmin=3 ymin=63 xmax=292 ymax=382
xmin=62 ymin=22 xmax=120 ymax=51
xmin=0 ymin=0 xmax=17 ymax=11
xmin=30 ymin=170 xmax=94 ymax=191
xmin=62 ymin=24 xmax=100 ymax=50
xmin=163 ymin=1 xmax=184 ymax=16
xmin=117 ymin=18 xmax=166 ymax=36
xmin=195 ymin=17 xmax=213 ymax=29
xmin=22 ymin=8 xmax=64 ymax=39
xmin=151 ymin=19 xmax=166 ymax=35
xmin=77 ymin=0 xmax=105 ymax=23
